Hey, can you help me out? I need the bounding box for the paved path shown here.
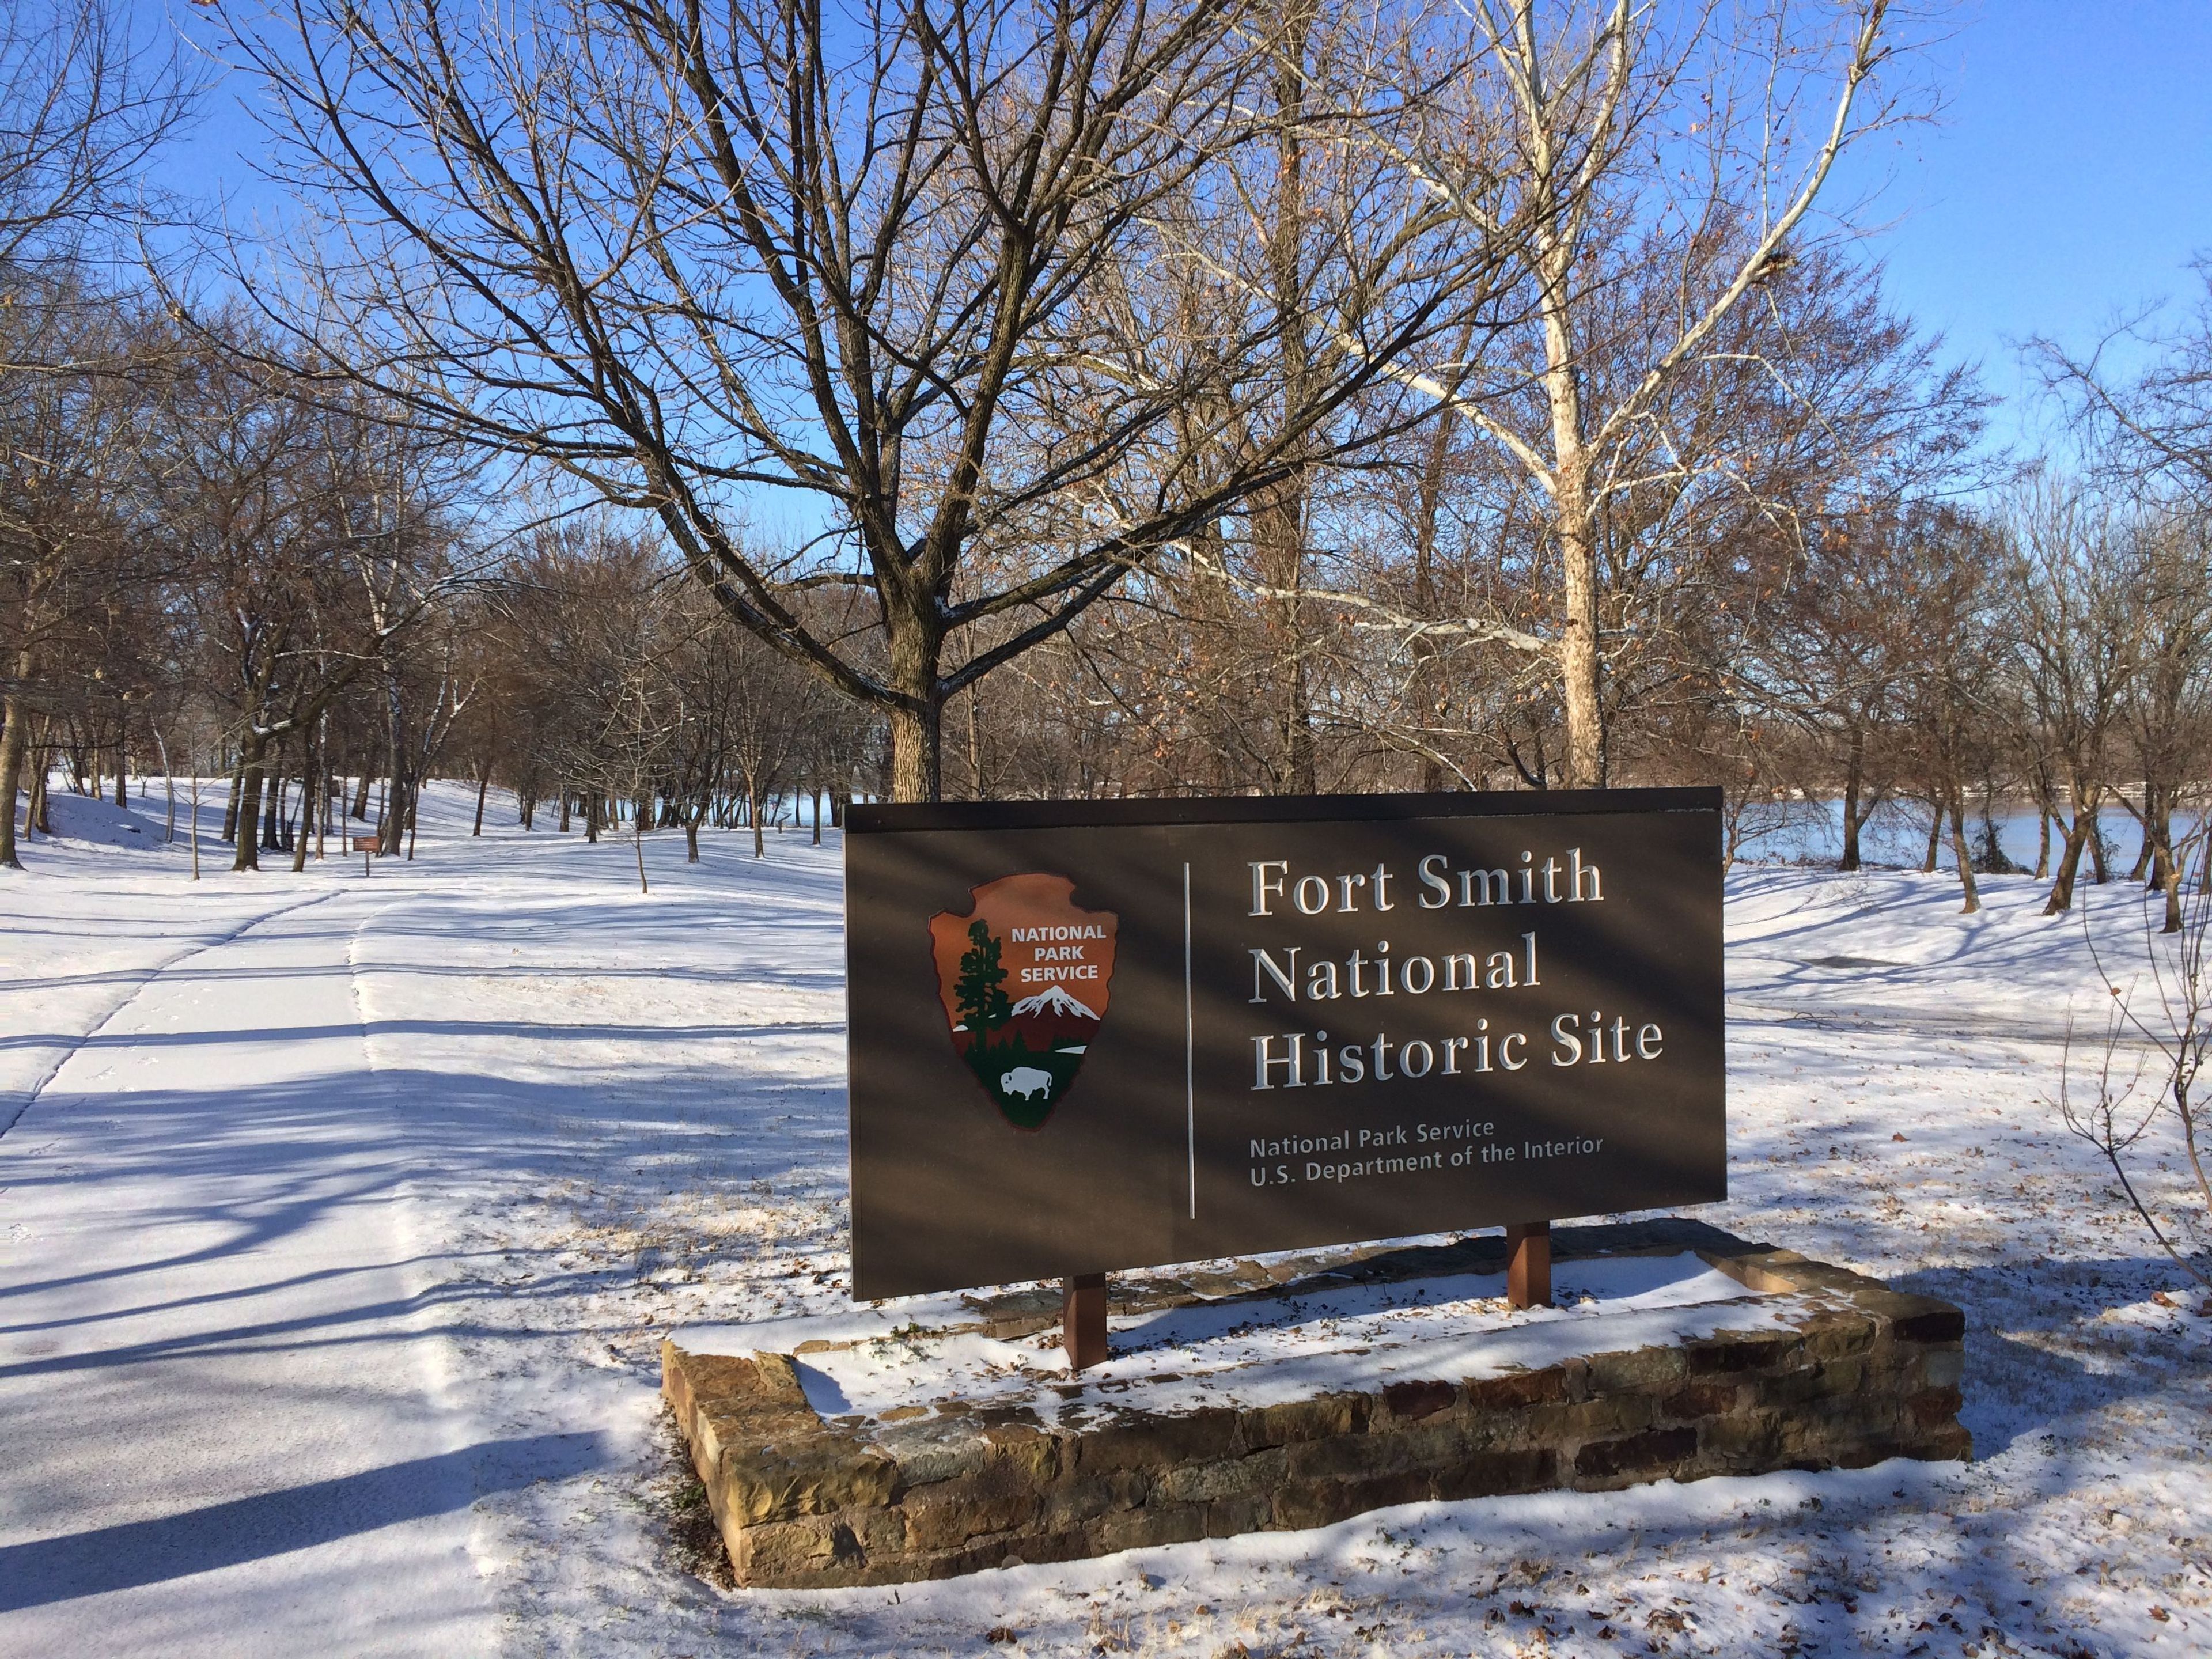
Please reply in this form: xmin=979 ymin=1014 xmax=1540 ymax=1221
xmin=0 ymin=886 xmax=513 ymax=1654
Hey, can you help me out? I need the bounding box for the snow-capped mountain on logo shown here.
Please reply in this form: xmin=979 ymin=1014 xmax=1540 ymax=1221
xmin=1010 ymin=985 xmax=1099 ymax=1021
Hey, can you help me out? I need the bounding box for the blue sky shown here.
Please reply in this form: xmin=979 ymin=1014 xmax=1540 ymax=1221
xmin=1844 ymin=0 xmax=2212 ymax=449
xmin=161 ymin=1 xmax=2212 ymax=459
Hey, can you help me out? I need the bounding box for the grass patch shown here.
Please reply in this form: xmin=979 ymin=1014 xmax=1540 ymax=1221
xmin=652 ymin=1404 xmax=735 ymax=1590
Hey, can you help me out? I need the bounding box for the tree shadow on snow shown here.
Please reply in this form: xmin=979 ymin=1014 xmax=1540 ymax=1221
xmin=0 ymin=1431 xmax=607 ymax=1611
xmin=1893 ymin=1255 xmax=2202 ymax=1456
xmin=2 ymin=1065 xmax=844 ymax=1350
xmin=0 ymin=1015 xmax=844 ymax=1054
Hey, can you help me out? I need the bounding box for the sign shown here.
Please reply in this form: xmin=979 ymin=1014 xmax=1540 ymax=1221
xmin=845 ymin=788 xmax=1724 ymax=1300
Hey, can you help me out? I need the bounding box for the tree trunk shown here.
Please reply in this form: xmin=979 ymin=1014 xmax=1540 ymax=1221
xmin=291 ymin=744 xmax=313 ymax=873
xmin=472 ymin=765 xmax=490 ymax=836
xmin=1948 ymin=789 xmax=1979 ymax=914
xmin=1252 ymin=470 xmax=1316 ymax=795
xmin=232 ymin=736 xmax=267 ymax=872
xmin=812 ymin=786 xmax=823 ymax=846
xmin=2154 ymin=840 xmax=2183 ymax=933
xmin=151 ymin=725 xmax=176 ymax=845
xmin=382 ymin=777 xmax=410 ymax=855
xmin=2036 ymin=808 xmax=2052 ymax=881
xmin=1922 ymin=806 xmax=1941 ymax=873
xmin=965 ymin=691 xmax=983 ymax=801
xmin=1972 ymin=779 xmax=2005 ymax=875
xmin=1252 ymin=19 xmax=1319 ymax=799
xmin=887 ymin=699 xmax=943 ymax=805
xmin=1408 ymin=347 xmax=1463 ymax=794
xmin=559 ymin=787 xmax=571 ymax=832
xmin=2046 ymin=806 xmax=2098 ymax=914
xmin=2128 ymin=793 xmax=2155 ymax=883
xmin=26 ymin=736 xmax=50 ymax=835
xmin=351 ymin=770 xmax=371 ymax=819
xmin=749 ymin=781 xmax=765 ymax=858
xmin=1839 ymin=725 xmax=1864 ymax=872
xmin=1283 ymin=647 xmax=1316 ymax=795
xmin=1538 ymin=233 xmax=1604 ymax=793
xmin=262 ymin=750 xmax=286 ymax=850
xmin=0 ymin=687 xmax=28 ymax=870
xmin=380 ymin=740 xmax=407 ymax=857
xmin=221 ymin=757 xmax=245 ymax=843
xmin=2086 ymin=805 xmax=2108 ymax=884
xmin=874 ymin=572 xmax=950 ymax=803
xmin=377 ymin=690 xmax=402 ymax=856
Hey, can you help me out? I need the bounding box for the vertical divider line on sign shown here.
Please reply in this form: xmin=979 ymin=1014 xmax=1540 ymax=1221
xmin=1184 ymin=861 xmax=1195 ymax=1220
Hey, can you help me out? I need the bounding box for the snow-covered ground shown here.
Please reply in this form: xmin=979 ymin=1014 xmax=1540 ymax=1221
xmin=2 ymin=783 xmax=2206 ymax=1657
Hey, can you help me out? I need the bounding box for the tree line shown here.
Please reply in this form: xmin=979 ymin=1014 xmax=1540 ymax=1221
xmin=2 ymin=0 xmax=2207 ymax=915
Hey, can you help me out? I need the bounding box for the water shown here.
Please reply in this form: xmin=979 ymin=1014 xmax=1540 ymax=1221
xmin=1729 ymin=796 xmax=2205 ymax=877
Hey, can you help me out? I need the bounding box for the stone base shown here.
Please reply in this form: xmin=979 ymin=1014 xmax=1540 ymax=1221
xmin=664 ymin=1221 xmax=1968 ymax=1589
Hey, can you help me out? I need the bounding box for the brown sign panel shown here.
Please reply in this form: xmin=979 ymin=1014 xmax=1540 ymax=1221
xmin=846 ymin=789 xmax=1724 ymax=1300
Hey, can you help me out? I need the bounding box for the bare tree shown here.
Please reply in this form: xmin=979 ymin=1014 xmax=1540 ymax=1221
xmin=2112 ymin=511 xmax=2212 ymax=933
xmin=0 ymin=0 xmax=195 ymax=866
xmin=2058 ymin=878 xmax=2212 ymax=1291
xmin=163 ymin=336 xmax=476 ymax=872
xmin=2036 ymin=260 xmax=2212 ymax=499
xmin=0 ymin=0 xmax=195 ymax=287
xmin=1890 ymin=507 xmax=2006 ymax=912
xmin=2006 ymin=480 xmax=2141 ymax=914
xmin=1378 ymin=0 xmax=1907 ymax=786
xmin=0 ymin=273 xmax=165 ymax=868
xmin=1757 ymin=510 xmax=1921 ymax=872
xmin=210 ymin=0 xmax=1486 ymax=800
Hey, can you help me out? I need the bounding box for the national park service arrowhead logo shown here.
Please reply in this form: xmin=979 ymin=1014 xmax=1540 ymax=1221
xmin=929 ymin=874 xmax=1118 ymax=1130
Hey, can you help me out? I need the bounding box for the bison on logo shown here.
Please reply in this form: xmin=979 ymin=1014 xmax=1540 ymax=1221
xmin=928 ymin=874 xmax=1118 ymax=1130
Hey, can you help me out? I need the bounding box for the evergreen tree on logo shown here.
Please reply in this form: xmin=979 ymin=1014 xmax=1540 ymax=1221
xmin=953 ymin=920 xmax=1012 ymax=1058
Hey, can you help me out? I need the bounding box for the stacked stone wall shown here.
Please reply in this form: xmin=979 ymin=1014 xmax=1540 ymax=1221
xmin=664 ymin=1233 xmax=1969 ymax=1589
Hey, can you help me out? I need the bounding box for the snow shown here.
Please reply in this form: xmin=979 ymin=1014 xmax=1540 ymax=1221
xmin=3 ymin=783 xmax=2207 ymax=1656
xmin=1009 ymin=986 xmax=1101 ymax=1021
xmin=747 ymin=1256 xmax=1802 ymax=1425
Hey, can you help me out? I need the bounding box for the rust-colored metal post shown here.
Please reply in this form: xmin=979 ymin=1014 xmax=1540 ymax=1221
xmin=1063 ymin=1272 xmax=1108 ymax=1370
xmin=1506 ymin=1222 xmax=1551 ymax=1309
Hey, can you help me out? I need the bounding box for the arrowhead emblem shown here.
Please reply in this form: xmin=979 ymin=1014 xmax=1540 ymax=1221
xmin=928 ymin=873 xmax=1118 ymax=1130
